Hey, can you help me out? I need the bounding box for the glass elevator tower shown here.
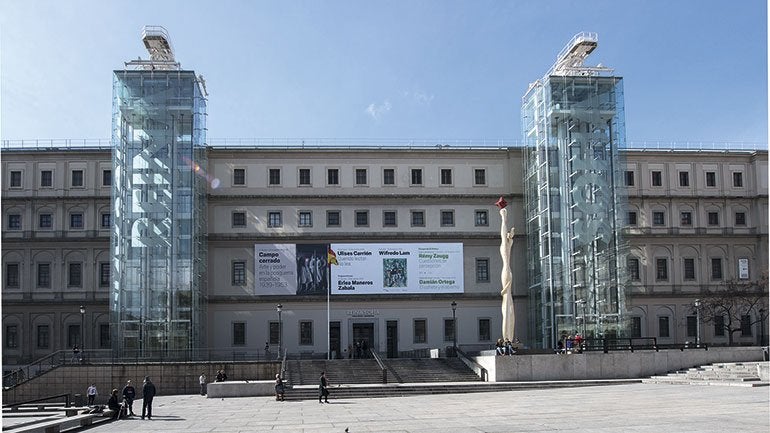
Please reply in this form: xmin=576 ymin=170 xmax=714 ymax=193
xmin=111 ymin=26 xmax=208 ymax=358
xmin=522 ymin=33 xmax=627 ymax=349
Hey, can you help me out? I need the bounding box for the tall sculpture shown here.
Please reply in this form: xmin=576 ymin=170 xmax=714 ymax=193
xmin=496 ymin=197 xmax=515 ymax=341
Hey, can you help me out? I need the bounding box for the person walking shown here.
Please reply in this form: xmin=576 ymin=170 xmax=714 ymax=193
xmin=121 ymin=380 xmax=136 ymax=416
xmin=199 ymin=372 xmax=207 ymax=396
xmin=86 ymin=383 xmax=98 ymax=406
xmin=318 ymin=371 xmax=329 ymax=403
xmin=141 ymin=376 xmax=156 ymax=420
xmin=274 ymin=373 xmax=285 ymax=401
xmin=71 ymin=345 xmax=80 ymax=363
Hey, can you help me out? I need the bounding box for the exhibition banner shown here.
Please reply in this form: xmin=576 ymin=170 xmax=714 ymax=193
xmin=329 ymin=243 xmax=464 ymax=294
xmin=254 ymin=244 xmax=297 ymax=295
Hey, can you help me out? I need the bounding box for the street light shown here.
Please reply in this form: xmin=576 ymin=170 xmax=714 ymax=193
xmin=276 ymin=304 xmax=283 ymax=360
xmin=79 ymin=305 xmax=85 ymax=362
xmin=694 ymin=299 xmax=701 ymax=346
xmin=759 ymin=308 xmax=765 ymax=347
xmin=451 ymin=301 xmax=457 ymax=356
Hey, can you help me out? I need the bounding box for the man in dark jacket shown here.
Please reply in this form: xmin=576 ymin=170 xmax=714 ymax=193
xmin=107 ymin=389 xmax=122 ymax=420
xmin=121 ymin=380 xmax=136 ymax=416
xmin=141 ymin=376 xmax=156 ymax=420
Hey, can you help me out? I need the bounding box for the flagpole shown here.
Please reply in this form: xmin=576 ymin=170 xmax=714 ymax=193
xmin=327 ymin=259 xmax=331 ymax=360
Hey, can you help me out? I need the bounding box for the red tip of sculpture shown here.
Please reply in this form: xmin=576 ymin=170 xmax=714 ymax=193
xmin=495 ymin=197 xmax=508 ymax=209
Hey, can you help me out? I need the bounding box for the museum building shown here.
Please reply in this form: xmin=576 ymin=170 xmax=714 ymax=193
xmin=2 ymin=30 xmax=767 ymax=370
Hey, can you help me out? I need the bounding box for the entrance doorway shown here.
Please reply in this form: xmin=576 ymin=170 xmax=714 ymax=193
xmin=386 ymin=320 xmax=398 ymax=358
xmin=330 ymin=322 xmax=341 ymax=359
xmin=352 ymin=322 xmax=374 ymax=358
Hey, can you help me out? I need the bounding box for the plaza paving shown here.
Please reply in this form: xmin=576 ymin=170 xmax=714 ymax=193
xmin=82 ymin=383 xmax=769 ymax=432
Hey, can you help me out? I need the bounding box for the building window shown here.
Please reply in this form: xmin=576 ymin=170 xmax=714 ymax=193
xmin=102 ymin=169 xmax=112 ymax=186
xmin=411 ymin=210 xmax=425 ymax=227
xmin=6 ymin=263 xmax=20 ymax=287
xmin=630 ymin=317 xmax=642 ymax=338
xmin=475 ymin=210 xmax=488 ymax=227
xmin=683 ymin=258 xmax=696 ymax=281
xmin=686 ymin=316 xmax=697 ymax=338
xmin=383 ymin=168 xmax=395 ymax=185
xmin=440 ymin=168 xmax=453 ymax=185
xmin=69 ymin=213 xmax=84 ymax=229
xmin=478 ymin=318 xmax=491 ymax=341
xmin=476 ymin=258 xmax=490 ymax=283
xmin=37 ymin=325 xmax=50 ymax=349
xmin=71 ymin=170 xmax=84 ymax=187
xmin=67 ymin=325 xmax=81 ymax=348
xmin=627 ymin=211 xmax=637 ymax=226
xmin=735 ymin=212 xmax=746 ymax=226
xmin=326 ymin=210 xmax=341 ymax=227
xmin=298 ymin=168 xmax=311 ymax=186
xmin=298 ymin=211 xmax=313 ymax=227
xmin=678 ymin=171 xmax=689 ymax=187
xmin=40 ymin=170 xmax=53 ymax=187
xmin=740 ymin=314 xmax=752 ymax=336
xmin=299 ymin=321 xmax=313 ymax=345
xmin=355 ymin=168 xmax=368 ymax=185
xmin=627 ymin=257 xmax=640 ymax=281
xmin=474 ymin=169 xmax=487 ymax=186
xmin=232 ymin=261 xmax=246 ymax=286
xmin=68 ymin=263 xmax=82 ymax=287
xmin=705 ymin=171 xmax=716 ymax=187
xmin=625 ymin=170 xmax=634 ymax=186
xmin=440 ymin=210 xmax=454 ymax=227
xmin=413 ymin=319 xmax=426 ymax=344
xmin=10 ymin=171 xmax=22 ymax=188
xmin=658 ymin=316 xmax=670 ymax=338
xmin=382 ymin=210 xmax=397 ymax=227
xmin=444 ymin=318 xmax=455 ymax=342
xmin=327 ymin=168 xmax=339 ymax=185
xmin=99 ymin=324 xmax=110 ymax=349
xmin=652 ymin=211 xmax=665 ymax=226
xmin=268 ymin=168 xmax=281 ymax=186
xmin=232 ymin=211 xmax=246 ymax=227
xmin=101 ymin=213 xmax=111 ymax=229
xmin=8 ymin=214 xmax=21 ymax=230
xmin=5 ymin=325 xmax=19 ymax=349
xmin=651 ymin=170 xmax=662 ymax=187
xmin=680 ymin=211 xmax=692 ymax=226
xmin=99 ymin=262 xmax=110 ymax=287
xmin=37 ymin=263 xmax=51 ymax=288
xmin=711 ymin=258 xmax=723 ymax=280
xmin=411 ymin=168 xmax=423 ymax=186
xmin=269 ymin=322 xmax=280 ymax=345
xmin=655 ymin=258 xmax=668 ymax=281
xmin=232 ymin=322 xmax=246 ymax=346
xmin=233 ymin=168 xmax=246 ymax=186
xmin=707 ymin=212 xmax=719 ymax=226
xmin=355 ymin=210 xmax=369 ymax=227
xmin=714 ymin=315 xmax=725 ymax=336
xmin=732 ymin=172 xmax=743 ymax=187
xmin=39 ymin=213 xmax=53 ymax=229
xmin=268 ymin=211 xmax=282 ymax=228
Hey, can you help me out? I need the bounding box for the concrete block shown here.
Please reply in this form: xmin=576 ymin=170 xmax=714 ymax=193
xmin=206 ymin=380 xmax=275 ymax=398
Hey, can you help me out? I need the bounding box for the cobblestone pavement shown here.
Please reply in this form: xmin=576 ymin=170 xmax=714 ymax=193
xmin=83 ymin=383 xmax=770 ymax=432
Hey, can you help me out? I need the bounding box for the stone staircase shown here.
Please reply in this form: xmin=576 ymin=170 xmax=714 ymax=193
xmin=643 ymin=361 xmax=770 ymax=387
xmin=382 ymin=357 xmax=482 ymax=383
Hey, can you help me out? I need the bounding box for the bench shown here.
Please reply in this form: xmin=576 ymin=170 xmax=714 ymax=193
xmin=13 ymin=413 xmax=102 ymax=433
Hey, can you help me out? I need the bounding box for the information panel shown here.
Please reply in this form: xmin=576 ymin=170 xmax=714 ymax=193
xmin=329 ymin=243 xmax=464 ymax=294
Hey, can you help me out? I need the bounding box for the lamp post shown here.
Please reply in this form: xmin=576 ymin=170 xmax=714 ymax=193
xmin=759 ymin=308 xmax=765 ymax=347
xmin=79 ymin=305 xmax=85 ymax=362
xmin=694 ymin=299 xmax=701 ymax=346
xmin=451 ymin=301 xmax=457 ymax=356
xmin=276 ymin=304 xmax=283 ymax=360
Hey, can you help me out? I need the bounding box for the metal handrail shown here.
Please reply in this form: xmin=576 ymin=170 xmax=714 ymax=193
xmin=2 ymin=393 xmax=73 ymax=409
xmin=455 ymin=347 xmax=488 ymax=382
xmin=369 ymin=349 xmax=388 ymax=384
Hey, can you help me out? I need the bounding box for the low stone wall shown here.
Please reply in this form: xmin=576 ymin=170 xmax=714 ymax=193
xmin=206 ymin=380 xmax=275 ymax=398
xmin=2 ymin=361 xmax=281 ymax=405
xmin=476 ymin=346 xmax=765 ymax=382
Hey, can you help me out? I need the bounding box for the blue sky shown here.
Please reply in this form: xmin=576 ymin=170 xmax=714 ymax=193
xmin=1 ymin=0 xmax=767 ymax=144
